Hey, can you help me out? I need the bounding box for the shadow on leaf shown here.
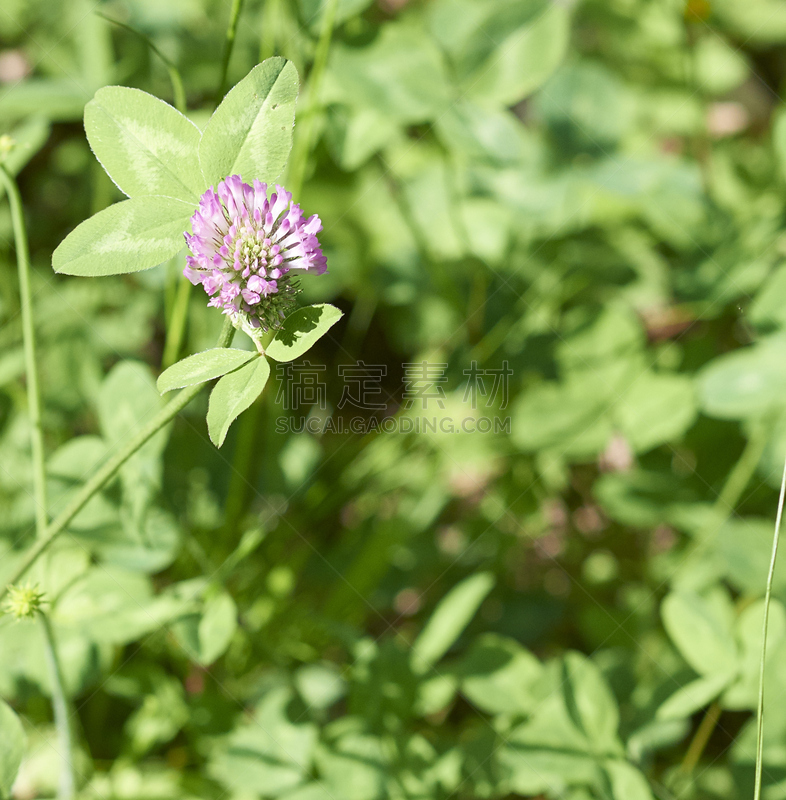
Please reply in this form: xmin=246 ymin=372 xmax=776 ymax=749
xmin=275 ymin=305 xmax=323 ymax=347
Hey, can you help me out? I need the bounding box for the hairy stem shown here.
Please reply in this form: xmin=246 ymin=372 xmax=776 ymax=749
xmin=754 ymin=454 xmax=786 ymax=800
xmin=216 ymin=0 xmax=246 ymax=103
xmin=0 ymin=319 xmax=234 ymax=601
xmin=0 ymin=165 xmax=48 ymax=539
xmin=287 ymin=0 xmax=342 ymax=196
xmin=40 ymin=613 xmax=75 ymax=800
xmin=96 ymin=12 xmax=187 ymax=114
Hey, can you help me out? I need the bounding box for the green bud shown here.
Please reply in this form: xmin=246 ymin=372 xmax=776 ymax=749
xmin=4 ymin=583 xmax=46 ymax=620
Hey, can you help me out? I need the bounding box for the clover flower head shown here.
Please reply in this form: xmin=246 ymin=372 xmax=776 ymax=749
xmin=184 ymin=176 xmax=327 ymax=341
xmin=4 ymin=583 xmax=45 ymax=620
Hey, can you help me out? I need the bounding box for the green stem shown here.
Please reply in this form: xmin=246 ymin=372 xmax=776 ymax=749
xmin=287 ymin=0 xmax=342 ymax=196
xmin=681 ymin=700 xmax=721 ymax=774
xmin=96 ymin=12 xmax=187 ymax=114
xmin=162 ymin=274 xmax=192 ymax=368
xmin=753 ymin=454 xmax=786 ymax=800
xmin=216 ymin=0 xmax=246 ymax=104
xmin=0 ymin=165 xmax=48 ymax=539
xmin=259 ymin=0 xmax=280 ymax=62
xmin=715 ymin=422 xmax=769 ymax=512
xmin=692 ymin=421 xmax=769 ymax=559
xmin=40 ymin=613 xmax=75 ymax=800
xmin=0 ymin=319 xmax=234 ymax=602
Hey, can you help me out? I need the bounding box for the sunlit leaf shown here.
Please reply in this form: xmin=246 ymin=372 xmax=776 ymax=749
xmin=157 ymin=348 xmax=256 ymax=393
xmin=207 ymin=356 xmax=270 ymax=447
xmin=199 ymin=58 xmax=299 ymax=187
xmin=85 ymin=86 xmax=204 ymax=201
xmin=53 ymin=196 xmax=191 ymax=276
xmin=265 ymin=304 xmax=343 ymax=362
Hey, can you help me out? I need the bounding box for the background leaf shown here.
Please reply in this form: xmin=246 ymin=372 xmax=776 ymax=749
xmin=661 ymin=591 xmax=738 ymax=678
xmin=412 ymin=572 xmax=495 ymax=672
xmin=197 ymin=591 xmax=237 ymax=665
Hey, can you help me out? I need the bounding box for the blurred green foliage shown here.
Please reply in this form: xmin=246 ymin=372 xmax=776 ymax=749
xmin=3 ymin=0 xmax=786 ymax=798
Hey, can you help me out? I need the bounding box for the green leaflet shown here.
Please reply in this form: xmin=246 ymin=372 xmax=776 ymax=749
xmin=412 ymin=572 xmax=495 ymax=672
xmin=173 ymin=590 xmax=239 ymax=666
xmin=207 ymin=356 xmax=270 ymax=447
xmin=208 ymin=687 xmax=317 ymax=795
xmin=661 ymin=591 xmax=739 ymax=678
xmin=697 ymin=334 xmax=786 ymax=420
xmin=199 ymin=58 xmax=299 ymax=188
xmin=197 ymin=591 xmax=238 ymax=665
xmin=84 ymin=86 xmax=204 ymax=201
xmin=157 ymin=348 xmax=257 ymax=393
xmin=462 ymin=3 xmax=569 ymax=106
xmin=324 ymin=24 xmax=452 ymax=124
xmin=657 ymin=673 xmax=732 ymax=721
xmin=52 ymin=196 xmax=192 ymax=276
xmin=0 ymin=699 xmax=25 ymax=798
xmin=265 ymin=304 xmax=344 ymax=362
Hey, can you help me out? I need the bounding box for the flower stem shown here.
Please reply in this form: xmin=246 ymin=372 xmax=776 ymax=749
xmin=0 ymin=165 xmax=48 ymax=539
xmin=753 ymin=453 xmax=786 ymax=800
xmin=287 ymin=0 xmax=342 ymax=197
xmin=0 ymin=318 xmax=234 ymax=602
xmin=40 ymin=612 xmax=75 ymax=800
xmin=216 ymin=0 xmax=246 ymax=104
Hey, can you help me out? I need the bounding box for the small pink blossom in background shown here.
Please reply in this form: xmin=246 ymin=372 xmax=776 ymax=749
xmin=0 ymin=50 xmax=30 ymax=83
xmin=707 ymin=101 xmax=749 ymax=138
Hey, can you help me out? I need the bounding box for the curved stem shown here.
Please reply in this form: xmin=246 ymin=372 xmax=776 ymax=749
xmin=216 ymin=0 xmax=246 ymax=104
xmin=753 ymin=454 xmax=786 ymax=800
xmin=40 ymin=613 xmax=75 ymax=800
xmin=0 ymin=165 xmax=47 ymax=539
xmin=287 ymin=0 xmax=342 ymax=197
xmin=96 ymin=12 xmax=187 ymax=114
xmin=0 ymin=319 xmax=234 ymax=602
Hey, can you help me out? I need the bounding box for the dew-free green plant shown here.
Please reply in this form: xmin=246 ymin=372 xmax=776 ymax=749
xmin=4 ymin=1 xmax=786 ymax=798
